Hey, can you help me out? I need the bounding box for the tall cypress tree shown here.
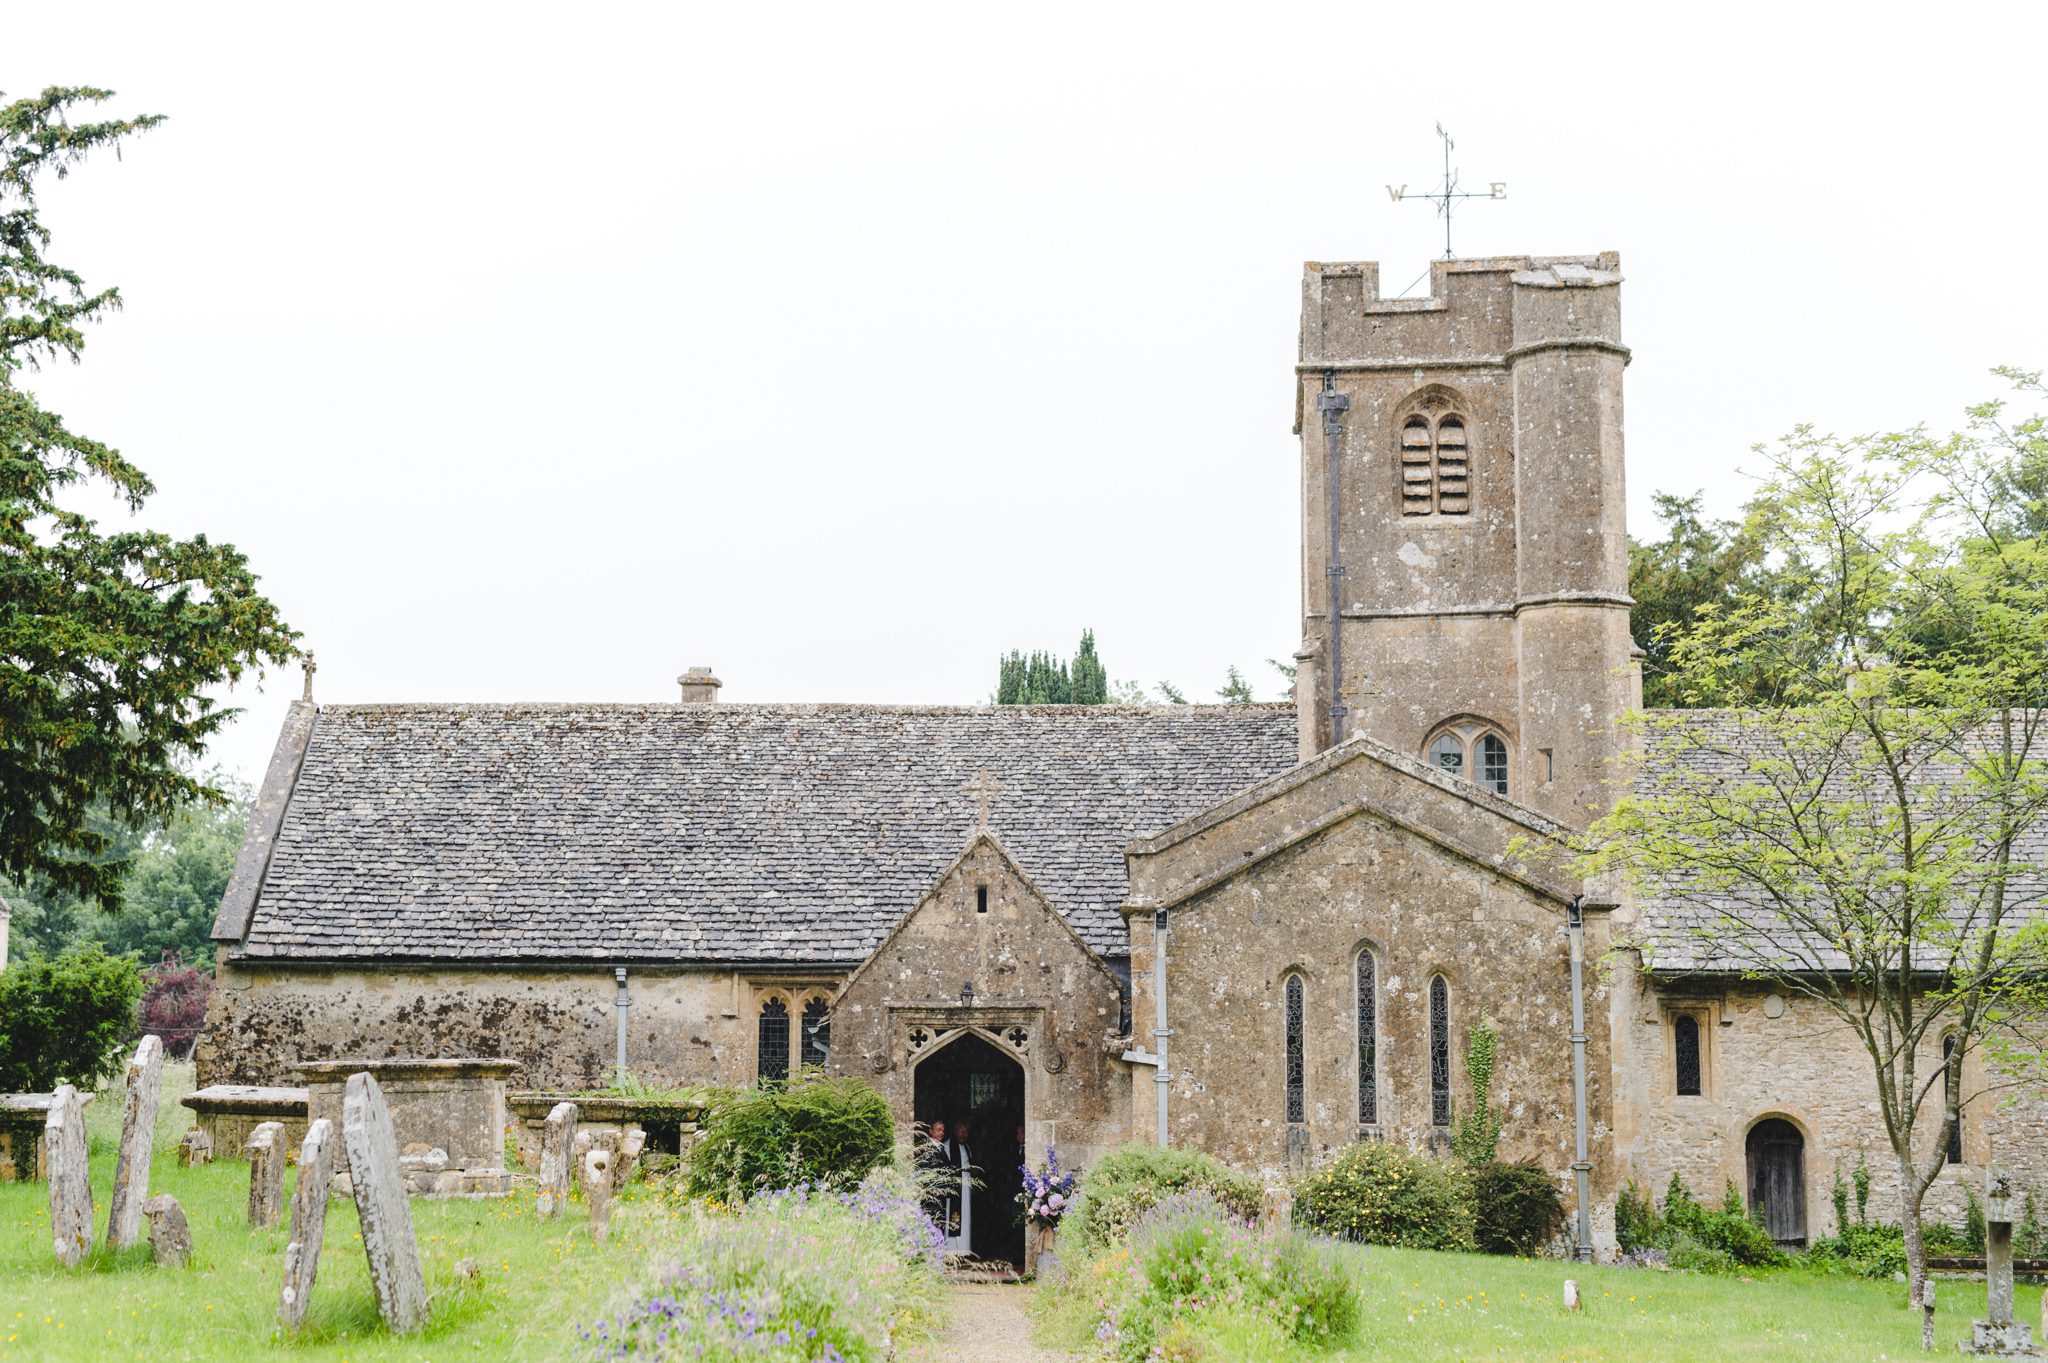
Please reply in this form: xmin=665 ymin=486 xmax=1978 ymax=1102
xmin=993 ymin=630 xmax=1112 ymax=704
xmin=1071 ymin=630 xmax=1108 ymax=703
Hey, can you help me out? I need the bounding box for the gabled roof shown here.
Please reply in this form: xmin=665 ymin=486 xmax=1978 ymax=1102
xmin=213 ymin=702 xmax=1298 ymax=964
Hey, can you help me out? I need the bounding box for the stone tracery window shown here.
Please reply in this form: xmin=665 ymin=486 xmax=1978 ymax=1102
xmin=800 ymin=996 xmax=831 ymax=1069
xmin=1284 ymin=974 xmax=1306 ymax=1124
xmin=1400 ymin=411 xmax=1471 ymax=516
xmin=1356 ymin=949 xmax=1379 ymax=1127
xmin=1426 ymin=721 xmax=1511 ymax=797
xmin=1428 ymin=975 xmax=1451 ymax=1128
xmin=757 ymin=997 xmax=790 ymax=1084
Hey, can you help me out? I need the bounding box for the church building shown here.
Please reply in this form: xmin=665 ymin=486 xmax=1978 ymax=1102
xmin=201 ymin=252 xmax=2045 ymax=1259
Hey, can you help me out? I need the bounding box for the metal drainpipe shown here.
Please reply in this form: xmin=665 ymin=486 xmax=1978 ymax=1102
xmin=1153 ymin=908 xmax=1171 ymax=1146
xmin=614 ymin=966 xmax=630 ymax=1082
xmin=1317 ymin=374 xmax=1350 ymax=748
xmin=1567 ymin=896 xmax=1593 ymax=1262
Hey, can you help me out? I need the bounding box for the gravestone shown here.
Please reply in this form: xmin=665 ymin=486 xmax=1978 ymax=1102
xmin=1562 ymin=1279 xmax=1580 ymax=1312
xmin=178 ymin=1128 xmax=213 ymax=1167
xmin=45 ymin=1084 xmax=92 ymax=1267
xmin=246 ymin=1121 xmax=287 ymax=1229
xmin=279 ymin=1118 xmax=337 ymax=1330
xmin=536 ymin=1101 xmax=578 ymax=1218
xmin=615 ymin=1127 xmax=645 ymax=1188
xmin=1966 ymin=1165 xmax=2042 ymax=1357
xmin=1922 ymin=1277 xmax=1937 ymax=1352
xmin=107 ymin=1035 xmax=165 ymax=1250
xmin=342 ymin=1072 xmax=430 ymax=1333
xmin=582 ymin=1147 xmax=613 ymax=1243
xmin=142 ymin=1193 xmax=192 ymax=1268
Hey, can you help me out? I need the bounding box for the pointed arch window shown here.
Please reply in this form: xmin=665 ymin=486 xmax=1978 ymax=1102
xmin=1400 ymin=412 xmax=1471 ymax=516
xmin=1428 ymin=975 xmax=1452 ymax=1127
xmin=1356 ymin=950 xmax=1379 ymax=1126
xmin=1942 ymin=1035 xmax=1962 ymax=1164
xmin=756 ymin=997 xmax=790 ymax=1084
xmin=801 ymin=997 xmax=831 ymax=1069
xmin=1284 ymin=974 xmax=1306 ymax=1124
xmin=1674 ymin=1014 xmax=1702 ymax=1096
xmin=1427 ymin=722 xmax=1511 ymax=797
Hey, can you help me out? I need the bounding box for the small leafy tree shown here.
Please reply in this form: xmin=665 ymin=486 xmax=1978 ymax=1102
xmin=1589 ymin=373 xmax=2048 ymax=1303
xmin=1 ymin=87 xmax=296 ymax=913
xmin=137 ymin=951 xmax=211 ymax=1058
xmin=0 ymin=945 xmax=144 ymax=1090
xmin=1216 ymin=666 xmax=1254 ymax=705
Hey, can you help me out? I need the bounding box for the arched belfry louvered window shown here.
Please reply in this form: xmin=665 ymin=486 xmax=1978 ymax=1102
xmin=1428 ymin=976 xmax=1452 ymax=1127
xmin=1942 ymin=1035 xmax=1962 ymax=1164
xmin=1284 ymin=974 xmax=1306 ymax=1124
xmin=1674 ymin=1014 xmax=1702 ymax=1096
xmin=757 ymin=998 xmax=790 ymax=1084
xmin=1400 ymin=411 xmax=1471 ymax=516
xmin=1356 ymin=950 xmax=1379 ymax=1126
xmin=801 ymin=997 xmax=831 ymax=1070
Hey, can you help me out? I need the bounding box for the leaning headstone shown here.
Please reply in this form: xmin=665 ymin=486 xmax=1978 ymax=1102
xmin=107 ymin=1035 xmax=166 ymax=1250
xmin=246 ymin=1121 xmax=287 ymax=1229
xmin=536 ymin=1102 xmax=578 ymax=1218
xmin=571 ymin=1127 xmax=593 ymax=1179
xmin=582 ymin=1147 xmax=613 ymax=1243
xmin=178 ymin=1128 xmax=214 ymax=1167
xmin=279 ymin=1118 xmax=337 ymax=1330
xmin=45 ymin=1084 xmax=92 ymax=1267
xmin=1921 ymin=1276 xmax=1937 ymax=1352
xmin=342 ymin=1072 xmax=429 ymax=1333
xmin=1562 ymin=1279 xmax=1580 ymax=1312
xmin=142 ymin=1193 xmax=191 ymax=1268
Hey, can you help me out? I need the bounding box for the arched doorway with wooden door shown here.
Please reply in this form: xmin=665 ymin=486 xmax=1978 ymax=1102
xmin=913 ymin=1029 xmax=1027 ymax=1267
xmin=1745 ymin=1117 xmax=1808 ymax=1245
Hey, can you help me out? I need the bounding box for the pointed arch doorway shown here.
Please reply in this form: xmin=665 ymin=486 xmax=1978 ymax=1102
xmin=1745 ymin=1117 xmax=1807 ymax=1245
xmin=913 ymin=1030 xmax=1026 ymax=1267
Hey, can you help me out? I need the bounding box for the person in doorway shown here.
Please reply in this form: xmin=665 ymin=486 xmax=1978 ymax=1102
xmin=918 ymin=1119 xmax=958 ymax=1234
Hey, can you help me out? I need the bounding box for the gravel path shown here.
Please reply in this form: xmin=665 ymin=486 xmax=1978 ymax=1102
xmin=912 ymin=1281 xmax=1082 ymax=1363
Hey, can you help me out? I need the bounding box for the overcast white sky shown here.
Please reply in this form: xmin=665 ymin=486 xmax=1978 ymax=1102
xmin=10 ymin=2 xmax=2047 ymax=784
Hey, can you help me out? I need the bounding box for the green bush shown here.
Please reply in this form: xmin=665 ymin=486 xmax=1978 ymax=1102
xmin=1805 ymin=1223 xmax=1908 ymax=1279
xmin=683 ymin=1070 xmax=894 ymax=1198
xmin=1470 ymin=1160 xmax=1567 ymax=1256
xmin=1615 ymin=1173 xmax=1784 ymax=1271
xmin=1292 ymin=1140 xmax=1475 ymax=1252
xmin=0 ymin=946 xmax=144 ymax=1091
xmin=1062 ymin=1143 xmax=1263 ymax=1256
xmin=1666 ymin=1235 xmax=1739 ymax=1274
xmin=1923 ymin=1219 xmax=1970 ymax=1255
xmin=1615 ymin=1179 xmax=1661 ymax=1252
xmin=1964 ymin=1183 xmax=1988 ymax=1254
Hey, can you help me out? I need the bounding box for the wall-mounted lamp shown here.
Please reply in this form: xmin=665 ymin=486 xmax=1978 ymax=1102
xmin=960 ymin=980 xmax=975 ymax=1008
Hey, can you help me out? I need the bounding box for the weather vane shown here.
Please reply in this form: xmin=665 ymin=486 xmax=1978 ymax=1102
xmin=1387 ymin=124 xmax=1505 ymax=259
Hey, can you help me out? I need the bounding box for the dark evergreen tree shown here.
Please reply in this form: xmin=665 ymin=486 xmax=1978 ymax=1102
xmin=1071 ymin=630 xmax=1108 ymax=704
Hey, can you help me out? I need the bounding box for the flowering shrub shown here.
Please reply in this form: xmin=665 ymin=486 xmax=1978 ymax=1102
xmin=1291 ymin=1140 xmax=1476 ymax=1252
xmin=586 ymin=1169 xmax=943 ymax=1361
xmin=1018 ymin=1146 xmax=1080 ymax=1229
xmin=1079 ymin=1192 xmax=1357 ymax=1361
xmin=1062 ymin=1142 xmax=1263 ymax=1256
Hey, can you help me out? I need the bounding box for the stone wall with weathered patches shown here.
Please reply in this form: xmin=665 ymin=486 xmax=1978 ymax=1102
xmin=1126 ymin=748 xmax=1615 ymax=1243
xmin=829 ymin=835 xmax=1129 ymax=1169
xmin=196 ymin=962 xmax=843 ymax=1091
xmin=1608 ymin=957 xmax=2048 ymax=1239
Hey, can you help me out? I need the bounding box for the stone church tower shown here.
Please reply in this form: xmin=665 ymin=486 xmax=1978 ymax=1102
xmin=1292 ymin=254 xmax=1640 ymax=828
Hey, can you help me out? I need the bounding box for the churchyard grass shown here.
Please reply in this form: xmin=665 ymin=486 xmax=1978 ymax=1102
xmin=0 ymin=1063 xmax=698 ymax=1362
xmin=1037 ymin=1240 xmax=2047 ymax=1361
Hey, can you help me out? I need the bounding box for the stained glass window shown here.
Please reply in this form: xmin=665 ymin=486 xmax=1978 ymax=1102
xmin=757 ymin=998 xmax=789 ymax=1084
xmin=1429 ymin=976 xmax=1451 ymax=1127
xmin=1674 ymin=1014 xmax=1702 ymax=1096
xmin=801 ymin=997 xmax=830 ymax=1069
xmin=1357 ymin=951 xmax=1379 ymax=1126
xmin=1429 ymin=733 xmax=1464 ymax=775
xmin=1284 ymin=975 xmax=1305 ymax=1124
xmin=1479 ymin=733 xmax=1509 ymax=796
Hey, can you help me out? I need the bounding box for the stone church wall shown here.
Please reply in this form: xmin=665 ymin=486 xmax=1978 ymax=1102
xmin=1129 ymin=809 xmax=1615 ymax=1209
xmin=1610 ymin=960 xmax=2048 ymax=1238
xmin=196 ymin=962 xmax=839 ymax=1092
xmin=829 ymin=838 xmax=1129 ymax=1170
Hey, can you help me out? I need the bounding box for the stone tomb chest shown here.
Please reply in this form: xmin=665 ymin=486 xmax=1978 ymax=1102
xmin=180 ymin=1085 xmax=309 ymax=1157
xmin=0 ymin=1092 xmax=93 ymax=1181
xmin=297 ymin=1058 xmax=519 ymax=1197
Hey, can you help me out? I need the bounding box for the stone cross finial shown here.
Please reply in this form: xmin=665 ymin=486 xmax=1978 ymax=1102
xmin=301 ymin=652 xmax=317 ymax=703
xmin=962 ymin=769 xmax=1004 ymax=830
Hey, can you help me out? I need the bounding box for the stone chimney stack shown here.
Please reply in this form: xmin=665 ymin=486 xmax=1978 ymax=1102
xmin=677 ymin=667 xmax=722 ymax=703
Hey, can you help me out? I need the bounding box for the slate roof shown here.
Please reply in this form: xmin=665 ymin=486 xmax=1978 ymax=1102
xmin=1628 ymin=711 xmax=2048 ymax=975
xmin=216 ymin=703 xmax=1299 ymax=964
